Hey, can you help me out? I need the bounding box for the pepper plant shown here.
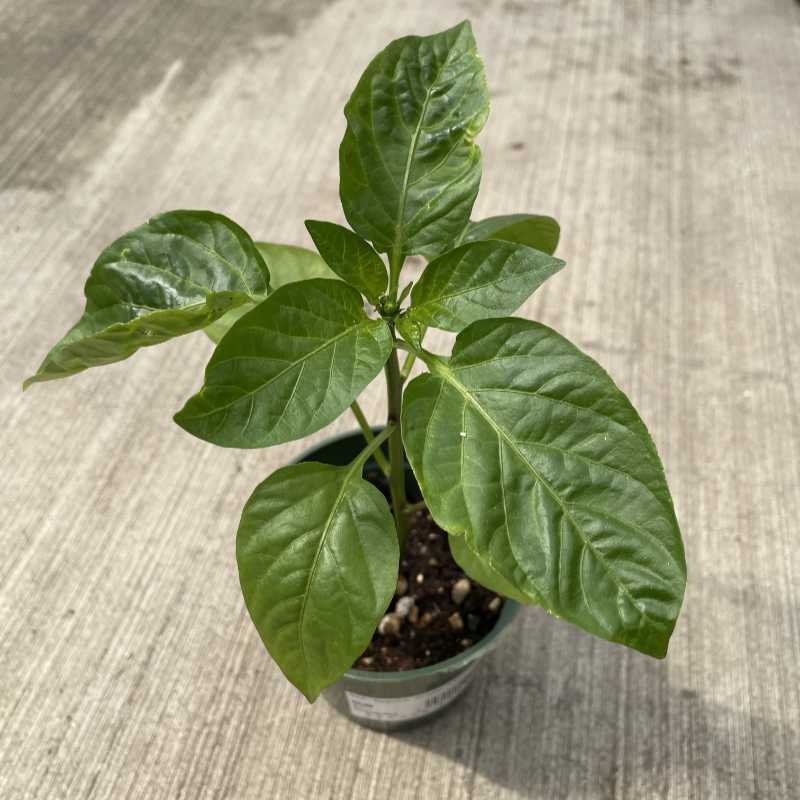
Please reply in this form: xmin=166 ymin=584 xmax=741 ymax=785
xmin=25 ymin=21 xmax=686 ymax=701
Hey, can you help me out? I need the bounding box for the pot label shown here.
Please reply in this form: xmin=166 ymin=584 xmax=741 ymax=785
xmin=344 ymin=663 xmax=479 ymax=723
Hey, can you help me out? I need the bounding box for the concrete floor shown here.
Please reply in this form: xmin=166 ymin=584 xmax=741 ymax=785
xmin=2 ymin=1 xmax=799 ymax=798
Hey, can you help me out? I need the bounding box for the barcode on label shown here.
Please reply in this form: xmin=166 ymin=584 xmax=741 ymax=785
xmin=345 ymin=663 xmax=478 ymax=723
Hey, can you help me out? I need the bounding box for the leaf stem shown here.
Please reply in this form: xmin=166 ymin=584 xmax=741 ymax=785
xmin=351 ymin=423 xmax=395 ymax=471
xmin=393 ymin=339 xmax=416 ymax=355
xmin=388 ymin=248 xmax=403 ymax=300
xmin=400 ymin=352 xmax=416 ymax=381
xmin=349 ymin=401 xmax=391 ymax=478
xmin=384 ymin=330 xmax=409 ymax=548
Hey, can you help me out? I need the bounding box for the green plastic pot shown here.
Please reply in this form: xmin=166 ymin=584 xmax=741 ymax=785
xmin=296 ymin=428 xmax=521 ymax=731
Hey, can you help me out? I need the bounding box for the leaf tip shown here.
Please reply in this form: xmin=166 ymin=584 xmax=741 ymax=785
xmin=628 ymin=626 xmax=673 ymax=660
xmin=22 ymin=367 xmax=49 ymax=390
xmin=171 ymin=405 xmax=192 ymax=434
xmin=303 ymin=219 xmax=328 ymax=258
xmin=300 ymin=684 xmax=322 ymax=704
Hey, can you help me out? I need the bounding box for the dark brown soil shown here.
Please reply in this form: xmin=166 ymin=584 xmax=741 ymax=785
xmin=354 ymin=469 xmax=504 ymax=672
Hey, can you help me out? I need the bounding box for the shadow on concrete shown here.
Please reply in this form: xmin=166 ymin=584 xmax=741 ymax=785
xmin=386 ymin=599 xmax=798 ymax=799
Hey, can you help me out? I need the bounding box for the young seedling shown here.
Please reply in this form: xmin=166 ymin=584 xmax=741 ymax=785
xmin=25 ymin=21 xmax=686 ymax=701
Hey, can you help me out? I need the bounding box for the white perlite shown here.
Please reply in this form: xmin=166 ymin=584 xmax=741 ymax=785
xmin=394 ymin=596 xmax=415 ymax=618
xmin=451 ymin=578 xmax=471 ymax=605
xmin=378 ymin=614 xmax=402 ymax=636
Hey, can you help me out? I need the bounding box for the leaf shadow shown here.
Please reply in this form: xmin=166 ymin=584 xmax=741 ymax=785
xmin=385 ymin=603 xmax=798 ymax=799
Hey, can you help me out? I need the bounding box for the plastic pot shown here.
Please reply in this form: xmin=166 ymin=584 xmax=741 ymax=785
xmin=295 ymin=428 xmax=521 ymax=731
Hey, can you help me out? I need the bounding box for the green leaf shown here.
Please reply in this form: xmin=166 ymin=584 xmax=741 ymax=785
xmin=448 ymin=533 xmax=531 ymax=604
xmin=305 ymin=220 xmax=387 ymax=305
xmin=461 ymin=214 xmax=561 ymax=255
xmin=396 ymin=316 xmax=426 ymax=350
xmin=237 ymin=460 xmax=399 ymax=701
xmin=405 ymin=240 xmax=564 ymax=333
xmin=203 ymin=303 xmax=256 ymax=345
xmin=339 ymin=20 xmax=489 ymax=258
xmin=204 ymin=242 xmax=336 ymax=344
xmin=256 ymin=241 xmax=336 ymax=289
xmin=402 ymin=318 xmax=686 ymax=658
xmin=175 ymin=279 xmax=392 ymax=448
xmin=24 ymin=210 xmax=269 ymax=388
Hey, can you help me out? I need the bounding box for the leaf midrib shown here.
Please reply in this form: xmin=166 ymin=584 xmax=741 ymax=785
xmin=468 ymin=387 xmax=672 ymax=515
xmin=168 ymin=222 xmax=263 ymax=297
xmin=51 ymin=299 xmax=214 ymax=359
xmin=431 ymin=360 xmax=659 ymax=628
xmin=412 ymin=251 xmax=558 ymax=319
xmin=184 ymin=319 xmax=384 ymax=421
xmin=297 ymin=460 xmax=368 ymax=685
xmin=393 ymin=42 xmax=459 ymax=256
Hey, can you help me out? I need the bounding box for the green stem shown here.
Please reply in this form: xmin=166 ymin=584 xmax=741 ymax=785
xmin=388 ymin=248 xmax=403 ymax=299
xmin=384 ymin=338 xmax=409 ymax=547
xmin=394 ymin=336 xmax=430 ymax=364
xmin=393 ymin=339 xmax=415 ymax=355
xmin=399 ymin=352 xmax=416 ymax=381
xmin=383 ymin=249 xmax=411 ymax=545
xmin=399 ymin=323 xmax=425 ymax=381
xmin=351 ymin=423 xmax=395 ymax=471
xmin=349 ymin=401 xmax=391 ymax=478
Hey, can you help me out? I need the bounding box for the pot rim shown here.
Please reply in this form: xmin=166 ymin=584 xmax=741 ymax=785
xmin=295 ymin=426 xmax=523 ymax=685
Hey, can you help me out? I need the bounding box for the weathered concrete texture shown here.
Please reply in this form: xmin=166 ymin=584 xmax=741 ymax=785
xmin=1 ymin=0 xmax=799 ymax=797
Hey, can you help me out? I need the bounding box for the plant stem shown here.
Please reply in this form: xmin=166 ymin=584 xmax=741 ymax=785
xmin=349 ymin=401 xmax=391 ymax=478
xmin=388 ymin=248 xmax=403 ymax=299
xmin=384 ymin=334 xmax=409 ymax=547
xmin=399 ymin=352 xmax=416 ymax=381
xmin=351 ymin=423 xmax=395 ymax=471
xmin=393 ymin=339 xmax=415 ymax=355
xmin=399 ymin=323 xmax=425 ymax=381
xmin=384 ymin=248 xmax=410 ymax=546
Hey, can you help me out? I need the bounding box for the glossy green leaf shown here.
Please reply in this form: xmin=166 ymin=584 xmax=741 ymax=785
xmin=24 ymin=210 xmax=270 ymax=388
xmin=402 ymin=318 xmax=686 ymax=658
xmin=203 ymin=303 xmax=256 ymax=345
xmin=256 ymin=241 xmax=336 ymax=289
xmin=396 ymin=316 xmax=426 ymax=350
xmin=204 ymin=242 xmax=336 ymax=344
xmin=304 ymin=220 xmax=387 ymax=305
xmin=339 ymin=20 xmax=489 ymax=258
xmin=237 ymin=460 xmax=399 ymax=701
xmin=405 ymin=240 xmax=564 ymax=333
xmin=175 ymin=279 xmax=392 ymax=448
xmin=448 ymin=533 xmax=531 ymax=604
xmin=461 ymin=214 xmax=561 ymax=255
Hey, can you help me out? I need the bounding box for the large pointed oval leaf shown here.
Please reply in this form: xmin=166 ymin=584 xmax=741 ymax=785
xmin=405 ymin=240 xmax=564 ymax=333
xmin=402 ymin=318 xmax=686 ymax=658
xmin=175 ymin=279 xmax=392 ymax=448
xmin=238 ymin=461 xmax=399 ymax=701
xmin=304 ymin=220 xmax=387 ymax=305
xmin=24 ymin=210 xmax=269 ymax=388
xmin=461 ymin=214 xmax=561 ymax=255
xmin=448 ymin=533 xmax=531 ymax=604
xmin=255 ymin=241 xmax=336 ymax=289
xmin=204 ymin=242 xmax=336 ymax=344
xmin=203 ymin=303 xmax=257 ymax=346
xmin=339 ymin=20 xmax=489 ymax=258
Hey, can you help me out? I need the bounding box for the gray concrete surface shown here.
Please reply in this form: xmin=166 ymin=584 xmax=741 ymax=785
xmin=2 ymin=1 xmax=799 ymax=798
